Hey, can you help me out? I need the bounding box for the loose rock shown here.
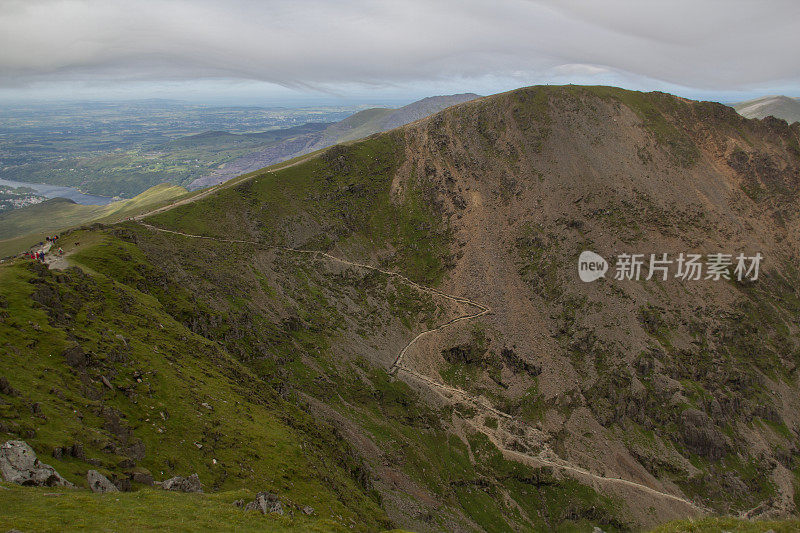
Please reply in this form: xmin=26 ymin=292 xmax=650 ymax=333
xmin=160 ymin=473 xmax=202 ymax=493
xmin=87 ymin=470 xmax=118 ymax=493
xmin=244 ymin=492 xmax=284 ymax=515
xmin=131 ymin=471 xmax=154 ymax=486
xmin=0 ymin=440 xmax=73 ymax=487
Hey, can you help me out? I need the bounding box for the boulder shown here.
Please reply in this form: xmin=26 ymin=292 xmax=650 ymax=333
xmin=87 ymin=470 xmax=118 ymax=493
xmin=161 ymin=473 xmax=202 ymax=493
xmin=244 ymin=492 xmax=284 ymax=515
xmin=131 ymin=470 xmax=154 ymax=486
xmin=52 ymin=442 xmax=85 ymax=461
xmin=0 ymin=440 xmax=73 ymax=487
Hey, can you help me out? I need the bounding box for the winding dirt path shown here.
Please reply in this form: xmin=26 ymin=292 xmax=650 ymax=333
xmin=135 ymin=221 xmax=707 ymax=514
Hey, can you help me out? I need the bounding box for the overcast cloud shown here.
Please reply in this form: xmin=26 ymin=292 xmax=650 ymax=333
xmin=0 ymin=0 xmax=797 ymax=102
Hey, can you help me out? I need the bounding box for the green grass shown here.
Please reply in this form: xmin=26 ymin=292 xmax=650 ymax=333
xmin=0 ymin=484 xmax=349 ymax=532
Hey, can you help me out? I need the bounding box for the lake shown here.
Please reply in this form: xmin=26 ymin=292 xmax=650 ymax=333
xmin=0 ymin=177 xmax=116 ymax=206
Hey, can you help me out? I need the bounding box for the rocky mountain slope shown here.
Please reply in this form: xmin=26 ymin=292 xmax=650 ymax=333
xmin=734 ymin=95 xmax=800 ymax=123
xmin=187 ymin=93 xmax=479 ymax=190
xmin=2 ymin=85 xmax=800 ymax=532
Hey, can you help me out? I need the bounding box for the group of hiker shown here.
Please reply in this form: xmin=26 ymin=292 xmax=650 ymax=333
xmin=23 ymin=234 xmax=64 ymax=263
xmin=27 ymin=250 xmax=47 ymax=262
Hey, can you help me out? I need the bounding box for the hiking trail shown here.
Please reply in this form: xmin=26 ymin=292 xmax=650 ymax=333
xmin=132 ymin=220 xmax=708 ymax=514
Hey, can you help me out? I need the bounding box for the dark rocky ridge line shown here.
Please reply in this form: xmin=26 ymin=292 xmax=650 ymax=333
xmin=187 ymin=93 xmax=480 ymax=190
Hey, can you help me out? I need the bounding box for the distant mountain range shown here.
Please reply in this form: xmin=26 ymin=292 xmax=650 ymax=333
xmin=187 ymin=93 xmax=480 ymax=189
xmin=732 ymin=95 xmax=800 ymax=123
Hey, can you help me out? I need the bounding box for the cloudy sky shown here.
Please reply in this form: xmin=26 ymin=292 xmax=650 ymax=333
xmin=0 ymin=0 xmax=797 ymax=104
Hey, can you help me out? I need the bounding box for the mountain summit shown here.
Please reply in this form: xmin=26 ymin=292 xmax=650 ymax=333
xmin=734 ymin=94 xmax=800 ymax=123
xmin=2 ymin=85 xmax=800 ymax=531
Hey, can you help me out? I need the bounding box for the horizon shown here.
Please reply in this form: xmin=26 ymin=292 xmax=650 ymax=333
xmin=0 ymin=84 xmax=797 ymax=110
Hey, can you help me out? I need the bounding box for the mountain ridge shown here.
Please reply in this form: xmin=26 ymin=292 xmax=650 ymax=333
xmin=733 ymin=95 xmax=800 ymax=123
xmin=186 ymin=93 xmax=480 ymax=190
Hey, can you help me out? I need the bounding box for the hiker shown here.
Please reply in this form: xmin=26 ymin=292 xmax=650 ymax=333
xmin=57 ymin=247 xmax=64 ymax=256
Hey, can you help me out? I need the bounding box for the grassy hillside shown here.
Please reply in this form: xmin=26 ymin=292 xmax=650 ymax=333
xmin=0 ymin=239 xmax=389 ymax=530
xmin=0 ymin=183 xmax=187 ymax=257
xmin=3 ymin=482 xmax=799 ymax=532
xmin=0 ymin=484 xmax=341 ymax=532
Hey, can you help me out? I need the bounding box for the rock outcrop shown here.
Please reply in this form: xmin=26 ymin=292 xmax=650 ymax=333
xmin=160 ymin=473 xmax=202 ymax=493
xmin=87 ymin=470 xmax=118 ymax=493
xmin=244 ymin=491 xmax=284 ymax=515
xmin=680 ymin=408 xmax=728 ymax=460
xmin=130 ymin=470 xmax=154 ymax=486
xmin=0 ymin=440 xmax=73 ymax=487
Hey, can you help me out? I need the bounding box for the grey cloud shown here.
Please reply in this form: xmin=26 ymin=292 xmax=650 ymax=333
xmin=0 ymin=0 xmax=797 ymax=93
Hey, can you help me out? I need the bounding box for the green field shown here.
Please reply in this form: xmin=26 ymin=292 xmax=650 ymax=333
xmin=0 ymin=484 xmax=353 ymax=532
xmin=0 ymin=183 xmax=188 ymax=257
xmin=0 ymin=101 xmax=361 ymax=197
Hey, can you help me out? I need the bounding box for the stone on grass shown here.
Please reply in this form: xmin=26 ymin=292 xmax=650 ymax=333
xmin=131 ymin=471 xmax=154 ymax=486
xmin=244 ymin=492 xmax=284 ymax=515
xmin=160 ymin=473 xmax=203 ymax=493
xmin=0 ymin=440 xmax=73 ymax=487
xmin=87 ymin=470 xmax=118 ymax=493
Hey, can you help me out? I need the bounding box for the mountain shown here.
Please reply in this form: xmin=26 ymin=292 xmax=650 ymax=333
xmin=186 ymin=93 xmax=480 ymax=190
xmin=733 ymin=95 xmax=800 ymax=123
xmin=380 ymin=93 xmax=484 ymax=130
xmin=162 ymin=122 xmax=331 ymax=149
xmin=2 ymin=86 xmax=800 ymax=531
